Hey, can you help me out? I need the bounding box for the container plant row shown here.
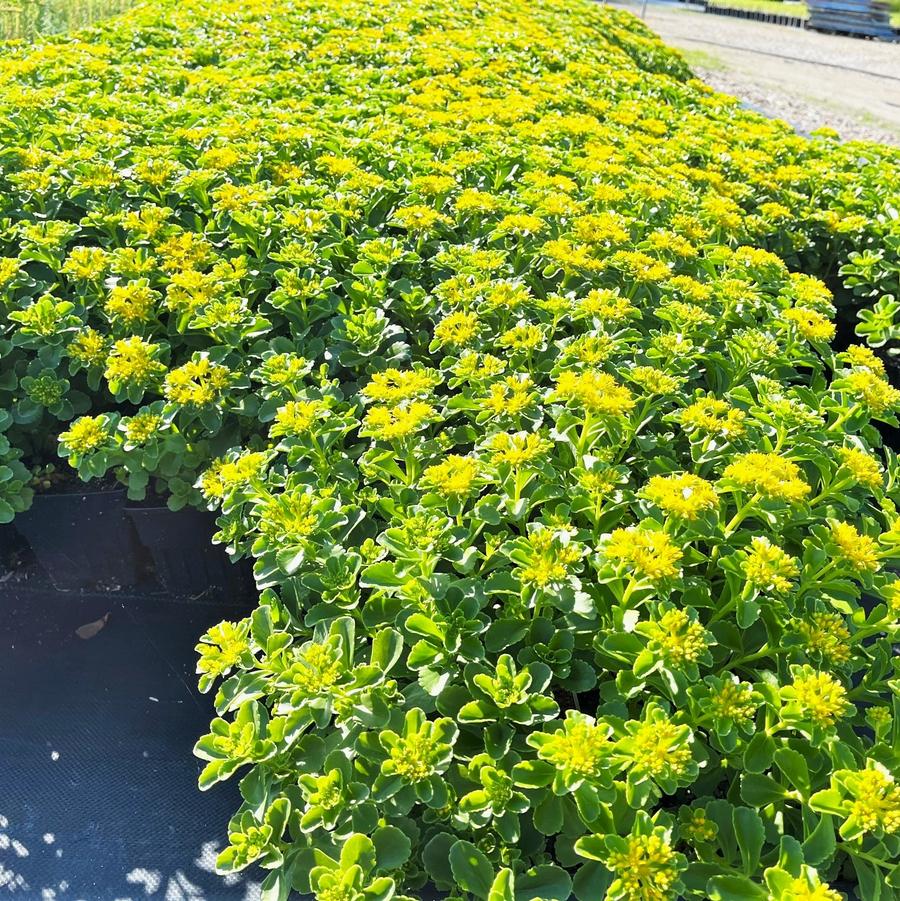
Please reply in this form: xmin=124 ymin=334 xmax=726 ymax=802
xmin=0 ymin=0 xmax=899 ymax=898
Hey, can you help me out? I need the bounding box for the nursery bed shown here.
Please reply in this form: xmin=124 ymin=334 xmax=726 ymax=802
xmin=0 ymin=585 xmax=260 ymax=900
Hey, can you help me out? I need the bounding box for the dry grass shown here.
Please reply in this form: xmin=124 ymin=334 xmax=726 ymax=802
xmin=0 ymin=0 xmax=136 ymax=40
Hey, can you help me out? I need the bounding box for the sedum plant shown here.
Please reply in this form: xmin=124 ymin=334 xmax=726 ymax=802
xmin=194 ymin=240 xmax=900 ymax=898
xmin=0 ymin=0 xmax=897 ymax=898
xmin=0 ymin=0 xmax=894 ymax=507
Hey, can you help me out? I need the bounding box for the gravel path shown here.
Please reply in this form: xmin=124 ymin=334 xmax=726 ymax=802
xmin=610 ymin=0 xmax=900 ymax=145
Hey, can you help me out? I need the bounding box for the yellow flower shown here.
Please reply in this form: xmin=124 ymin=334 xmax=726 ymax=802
xmin=646 ymin=609 xmax=708 ymax=666
xmin=783 ymin=307 xmax=835 ymax=342
xmin=552 ymin=370 xmax=635 ymax=416
xmin=156 ymin=231 xmax=213 ymax=272
xmin=563 ymin=334 xmax=616 ymax=366
xmin=606 ymin=833 xmax=681 ymax=901
xmin=723 ymin=452 xmax=810 ymax=503
xmin=743 ymin=536 xmax=799 ymax=593
xmin=122 ymin=411 xmax=163 ymax=446
xmin=518 ymin=528 xmax=583 ymax=589
xmin=433 ymin=311 xmax=480 ymax=347
xmin=786 ymin=876 xmax=844 ymax=901
xmin=105 ymin=279 xmax=160 ymax=326
xmin=59 ymin=415 xmax=110 ymax=455
xmin=848 ymin=766 xmax=900 ymax=836
xmin=105 ymin=336 xmax=166 ymax=389
xmin=316 ymin=154 xmax=357 ymax=177
xmin=482 ymin=375 xmax=536 ymax=418
xmin=841 ymin=344 xmax=885 ymax=376
xmin=709 ymin=678 xmax=759 ymax=723
xmin=842 ymin=370 xmax=900 ymax=415
xmin=0 ymin=256 xmax=20 ymax=288
xmin=642 ymin=473 xmax=717 ymax=520
xmin=455 ymin=188 xmax=502 ymax=214
xmin=790 ymin=669 xmax=850 ymax=727
xmin=199 ymin=453 xmax=267 ymax=501
xmin=392 ymin=205 xmax=451 ymax=231
xmin=363 ymin=402 xmax=437 ymax=441
xmin=679 ymin=397 xmax=745 ymax=439
xmin=630 ymin=366 xmax=682 ymax=396
xmin=289 ymin=641 xmax=344 ymax=695
xmin=270 ymin=400 xmax=327 ymax=438
xmin=362 ymin=368 xmax=441 ymax=405
xmin=829 ymin=521 xmax=879 ymax=572
xmin=196 ymin=621 xmax=249 ymax=681
xmin=499 ymin=322 xmax=544 ymax=352
xmin=836 ymin=446 xmax=883 ymax=489
xmin=628 ymin=713 xmax=692 ymax=780
xmin=881 ymin=580 xmax=900 ymax=615
xmin=495 ymin=212 xmax=545 ymax=235
xmin=258 ymin=488 xmax=319 ymax=544
xmin=483 ymin=280 xmax=532 ymax=311
xmin=489 ymin=431 xmax=551 ymax=466
xmin=795 ymin=612 xmax=850 ymax=664
xmin=786 ymin=273 xmax=833 ymax=310
xmin=605 ymin=527 xmax=682 ymax=581
xmin=62 ymin=246 xmax=108 ymax=281
xmin=532 ymin=717 xmax=613 ymax=779
xmin=422 ymin=455 xmax=481 ymax=498
xmin=576 ymin=289 xmax=637 ymax=323
xmin=67 ymin=327 xmax=108 ymax=368
xmin=164 ymin=357 xmax=233 ymax=407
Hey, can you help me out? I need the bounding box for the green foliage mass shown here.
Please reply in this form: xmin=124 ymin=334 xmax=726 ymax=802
xmin=0 ymin=0 xmax=899 ymax=898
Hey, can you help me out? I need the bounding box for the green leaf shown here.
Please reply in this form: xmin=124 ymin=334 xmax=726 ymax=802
xmin=533 ymin=793 xmax=565 ymax=835
xmin=372 ymin=825 xmax=412 ymax=871
xmin=340 ymin=834 xmax=376 ymax=876
xmin=422 ymin=833 xmax=456 ymax=888
xmin=808 ymin=788 xmax=845 ymax=817
xmin=743 ymin=732 xmax=775 ymax=774
xmin=853 ymin=857 xmax=881 ymax=901
xmin=573 ymin=835 xmax=606 ymax=862
xmin=514 ymin=865 xmax=571 ymax=901
xmin=489 ymin=868 xmax=515 ymax=901
xmin=774 ymin=747 xmax=810 ymax=796
xmin=360 ymin=561 xmax=404 ymax=589
xmin=801 ymin=814 xmax=835 ymax=867
xmin=572 ymin=861 xmax=612 ymax=901
xmin=732 ymin=807 xmax=765 ymax=875
xmin=740 ymin=773 xmax=786 ymax=806
xmin=707 ymin=875 xmax=767 ymax=900
xmin=370 ymin=628 xmax=403 ymax=672
xmin=449 ymin=840 xmax=495 ymax=900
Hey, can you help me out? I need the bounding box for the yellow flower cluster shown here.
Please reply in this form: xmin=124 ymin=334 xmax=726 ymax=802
xmin=795 ymin=612 xmax=850 ymax=664
xmin=791 ymin=670 xmax=850 ymax=727
xmin=830 ymin=521 xmax=880 ymax=573
xmin=710 ymin=679 xmax=759 ymax=723
xmin=723 ymin=453 xmax=811 ymax=503
xmin=606 ymin=833 xmax=681 ymax=901
xmin=743 ymin=536 xmax=800 ymax=593
xmin=422 ymin=455 xmax=482 ymax=498
xmin=164 ymin=357 xmax=233 ymax=407
xmin=648 ymin=609 xmax=708 ymax=667
xmin=59 ymin=415 xmax=110 ymax=455
xmin=642 ymin=473 xmax=717 ymax=520
xmin=849 ymin=767 xmax=900 ymax=835
xmin=605 ymin=527 xmax=682 ymax=582
xmin=552 ymin=370 xmax=635 ymax=416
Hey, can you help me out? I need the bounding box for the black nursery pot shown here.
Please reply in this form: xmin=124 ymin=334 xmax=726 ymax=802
xmin=125 ymin=505 xmax=255 ymax=603
xmin=16 ymin=487 xmax=144 ymax=591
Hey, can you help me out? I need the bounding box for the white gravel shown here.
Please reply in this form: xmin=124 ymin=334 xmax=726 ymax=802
xmin=609 ymin=0 xmax=900 ymax=145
